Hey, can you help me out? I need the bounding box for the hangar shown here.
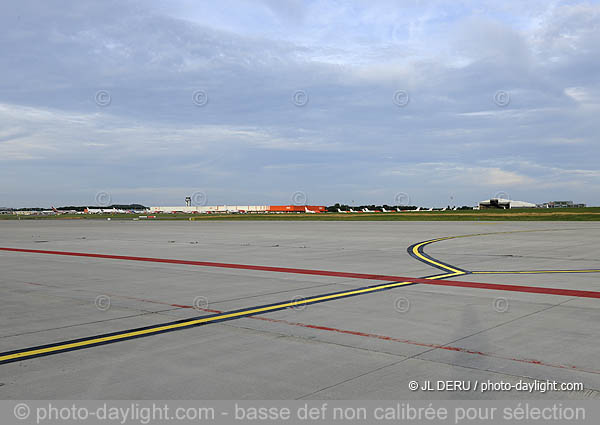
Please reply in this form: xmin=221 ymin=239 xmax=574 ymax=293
xmin=479 ymin=198 xmax=537 ymax=209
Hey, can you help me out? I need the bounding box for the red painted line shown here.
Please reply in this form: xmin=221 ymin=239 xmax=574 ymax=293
xmin=0 ymin=247 xmax=407 ymax=281
xmin=3 ymin=247 xmax=600 ymax=298
xmin=179 ymin=305 xmax=595 ymax=374
xmin=422 ymin=279 xmax=600 ymax=299
xmin=16 ymin=281 xmax=598 ymax=374
xmin=246 ymin=316 xmax=599 ymax=374
xmin=20 ymin=282 xmax=221 ymax=312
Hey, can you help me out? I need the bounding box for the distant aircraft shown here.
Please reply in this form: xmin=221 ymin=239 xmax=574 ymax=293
xmin=362 ymin=207 xmax=374 ymax=213
xmin=349 ymin=208 xmax=358 ymax=213
xmin=39 ymin=207 xmax=57 ymax=215
xmin=441 ymin=207 xmax=447 ymax=211
xmin=337 ymin=208 xmax=347 ymax=213
xmin=305 ymin=207 xmax=316 ymax=214
xmin=49 ymin=206 xmax=79 ymax=214
xmin=428 ymin=207 xmax=433 ymax=211
xmin=452 ymin=206 xmax=457 ymax=210
xmin=85 ymin=207 xmax=126 ymax=214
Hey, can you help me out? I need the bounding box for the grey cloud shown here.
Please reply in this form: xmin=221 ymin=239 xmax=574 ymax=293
xmin=1 ymin=0 xmax=599 ymax=207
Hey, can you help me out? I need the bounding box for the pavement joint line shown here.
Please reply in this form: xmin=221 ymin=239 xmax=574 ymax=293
xmin=224 ymin=311 xmax=600 ymax=375
xmin=0 ymin=280 xmax=417 ymax=364
xmin=295 ymin=298 xmax=591 ymax=399
xmin=16 ymin=279 xmax=345 ymax=310
xmin=293 ymin=298 xmax=598 ymax=399
xmin=296 ymin=357 xmax=412 ymax=400
xmin=0 ymin=309 xmax=177 ymax=340
xmin=206 ymin=282 xmax=344 ymax=305
xmin=296 ymin=352 xmax=600 ymax=400
xmin=2 ymin=229 xmax=599 ymax=365
xmin=407 ymin=297 xmax=576 ymax=365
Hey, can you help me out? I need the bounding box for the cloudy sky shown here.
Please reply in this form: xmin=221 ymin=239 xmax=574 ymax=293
xmin=1 ymin=0 xmax=599 ymax=207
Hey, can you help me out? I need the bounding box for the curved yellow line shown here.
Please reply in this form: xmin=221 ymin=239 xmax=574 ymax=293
xmin=426 ymin=272 xmax=467 ymax=280
xmin=411 ymin=237 xmax=464 ymax=275
xmin=411 ymin=229 xmax=595 ymax=278
xmin=3 ymin=227 xmax=589 ymax=363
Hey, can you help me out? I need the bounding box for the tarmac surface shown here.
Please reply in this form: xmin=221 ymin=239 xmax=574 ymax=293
xmin=0 ymin=220 xmax=599 ymax=399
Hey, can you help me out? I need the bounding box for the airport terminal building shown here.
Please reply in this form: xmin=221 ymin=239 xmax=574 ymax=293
xmin=149 ymin=205 xmax=326 ymax=214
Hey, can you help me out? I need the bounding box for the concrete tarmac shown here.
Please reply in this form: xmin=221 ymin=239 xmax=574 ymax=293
xmin=0 ymin=220 xmax=599 ymax=399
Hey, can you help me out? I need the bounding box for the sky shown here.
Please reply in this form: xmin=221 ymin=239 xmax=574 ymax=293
xmin=1 ymin=0 xmax=599 ymax=208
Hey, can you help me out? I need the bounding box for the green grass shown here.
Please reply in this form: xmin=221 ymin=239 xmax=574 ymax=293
xmin=2 ymin=207 xmax=600 ymax=221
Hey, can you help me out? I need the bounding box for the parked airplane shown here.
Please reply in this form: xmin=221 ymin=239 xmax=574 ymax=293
xmin=337 ymin=208 xmax=347 ymax=213
xmin=39 ymin=207 xmax=58 ymax=215
xmin=85 ymin=207 xmax=127 ymax=214
xmin=362 ymin=207 xmax=374 ymax=213
xmin=397 ymin=207 xmax=422 ymax=212
xmin=305 ymin=207 xmax=316 ymax=214
xmin=49 ymin=206 xmax=81 ymax=214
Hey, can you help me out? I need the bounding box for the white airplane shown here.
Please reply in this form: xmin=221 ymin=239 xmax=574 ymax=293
xmin=349 ymin=208 xmax=358 ymax=213
xmin=362 ymin=207 xmax=374 ymax=213
xmin=305 ymin=207 xmax=316 ymax=214
xmin=381 ymin=207 xmax=390 ymax=213
xmin=40 ymin=206 xmax=60 ymax=215
xmin=441 ymin=207 xmax=447 ymax=211
xmin=49 ymin=206 xmax=80 ymax=214
xmin=85 ymin=207 xmax=126 ymax=214
xmin=396 ymin=208 xmax=403 ymax=212
xmin=452 ymin=206 xmax=457 ymax=210
xmin=337 ymin=208 xmax=347 ymax=213
xmin=428 ymin=207 xmax=433 ymax=211
xmin=85 ymin=207 xmax=103 ymax=214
